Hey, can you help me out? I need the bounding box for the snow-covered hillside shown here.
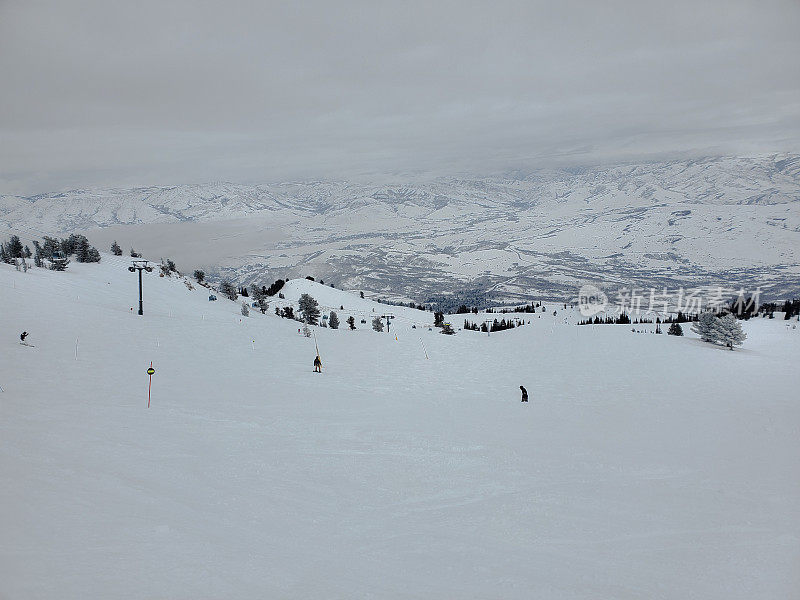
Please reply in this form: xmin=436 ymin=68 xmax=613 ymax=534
xmin=2 ymin=256 xmax=799 ymax=599
xmin=2 ymin=154 xmax=799 ymax=303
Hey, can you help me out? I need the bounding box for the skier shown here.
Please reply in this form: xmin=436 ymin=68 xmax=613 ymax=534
xmin=520 ymin=385 xmax=528 ymax=402
xmin=313 ymin=355 xmax=322 ymax=373
xmin=20 ymin=331 xmax=28 ymax=343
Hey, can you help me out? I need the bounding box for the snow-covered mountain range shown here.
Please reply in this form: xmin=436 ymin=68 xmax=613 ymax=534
xmin=2 ymin=154 xmax=799 ymax=304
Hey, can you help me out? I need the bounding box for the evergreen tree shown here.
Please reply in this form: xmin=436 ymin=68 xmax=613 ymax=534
xmin=50 ymin=255 xmax=70 ymax=271
xmin=84 ymin=246 xmax=101 ymax=262
xmin=716 ymin=314 xmax=746 ymax=350
xmin=193 ymin=270 xmax=205 ymax=283
xmin=298 ymin=293 xmax=320 ymax=324
xmin=111 ymin=241 xmax=122 ymax=255
xmin=256 ymin=297 xmax=269 ymax=313
xmin=32 ymin=241 xmax=43 ymax=267
xmin=266 ymin=279 xmax=285 ymax=296
xmin=434 ymin=311 xmax=444 ymax=327
xmin=329 ymin=311 xmax=340 ymax=329
xmin=691 ymin=311 xmax=719 ymax=343
xmin=241 ymin=302 xmax=250 ymax=316
xmin=372 ymin=316 xmax=384 ymax=332
xmin=24 ymin=245 xmax=32 ymax=258
xmin=219 ymin=281 xmax=238 ymax=301
xmin=347 ymin=315 xmax=356 ymax=330
xmin=7 ymin=235 xmax=23 ymax=258
xmin=282 ymin=306 xmax=295 ymax=320
xmin=41 ymin=237 xmax=60 ymax=259
xmin=667 ymin=322 xmax=684 ymax=336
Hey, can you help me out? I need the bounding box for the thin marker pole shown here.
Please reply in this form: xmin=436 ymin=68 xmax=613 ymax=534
xmin=147 ymin=361 xmax=155 ymax=408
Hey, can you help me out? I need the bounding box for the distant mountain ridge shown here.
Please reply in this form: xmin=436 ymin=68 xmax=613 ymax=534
xmin=2 ymin=154 xmax=799 ymax=304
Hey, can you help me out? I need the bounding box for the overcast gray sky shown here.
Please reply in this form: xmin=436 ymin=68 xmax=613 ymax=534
xmin=1 ymin=0 xmax=798 ymax=195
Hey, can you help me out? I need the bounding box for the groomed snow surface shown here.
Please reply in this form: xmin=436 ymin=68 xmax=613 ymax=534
xmin=1 ymin=256 xmax=799 ymax=599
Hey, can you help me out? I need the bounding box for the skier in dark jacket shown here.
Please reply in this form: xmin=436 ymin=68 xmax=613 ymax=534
xmin=20 ymin=331 xmax=28 ymax=343
xmin=520 ymin=385 xmax=528 ymax=402
xmin=313 ymin=355 xmax=322 ymax=373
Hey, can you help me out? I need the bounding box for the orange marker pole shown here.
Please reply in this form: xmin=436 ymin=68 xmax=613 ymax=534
xmin=147 ymin=362 xmax=155 ymax=408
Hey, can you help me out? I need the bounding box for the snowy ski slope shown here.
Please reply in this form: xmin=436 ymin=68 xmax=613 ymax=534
xmin=1 ymin=255 xmax=799 ymax=599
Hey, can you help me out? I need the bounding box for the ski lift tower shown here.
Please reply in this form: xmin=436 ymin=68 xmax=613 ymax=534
xmin=128 ymin=260 xmax=153 ymax=315
xmin=380 ymin=314 xmax=395 ymax=334
xmin=484 ymin=319 xmax=494 ymax=336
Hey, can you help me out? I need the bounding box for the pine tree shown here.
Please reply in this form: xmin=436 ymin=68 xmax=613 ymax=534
xmin=372 ymin=316 xmax=384 ymax=332
xmin=667 ymin=322 xmax=683 ymax=336
xmin=241 ymin=302 xmax=250 ymax=316
xmin=434 ymin=311 xmax=444 ymax=327
xmin=220 ymin=281 xmax=238 ymax=301
xmin=32 ymin=241 xmax=43 ymax=267
xmin=41 ymin=237 xmax=60 ymax=259
xmin=50 ymin=255 xmax=70 ymax=271
xmin=329 ymin=311 xmax=340 ymax=329
xmin=266 ymin=279 xmax=285 ymax=296
xmin=691 ymin=311 xmax=719 ymax=343
xmin=347 ymin=316 xmax=356 ymax=330
xmin=85 ymin=247 xmax=101 ymax=262
xmin=298 ymin=293 xmax=320 ymax=324
xmin=111 ymin=241 xmax=122 ymax=256
xmin=193 ymin=270 xmax=205 ymax=283
xmin=716 ymin=314 xmax=746 ymax=350
xmin=7 ymin=235 xmax=23 ymax=258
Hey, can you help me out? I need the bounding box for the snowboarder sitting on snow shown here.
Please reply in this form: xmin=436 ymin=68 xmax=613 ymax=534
xmin=20 ymin=331 xmax=28 ymax=343
xmin=520 ymin=385 xmax=528 ymax=402
xmin=313 ymin=355 xmax=322 ymax=373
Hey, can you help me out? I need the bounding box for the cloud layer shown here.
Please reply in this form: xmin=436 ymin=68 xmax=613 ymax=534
xmin=1 ymin=0 xmax=799 ymax=194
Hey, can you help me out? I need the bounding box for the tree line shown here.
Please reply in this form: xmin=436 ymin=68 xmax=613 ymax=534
xmin=1 ymin=234 xmax=101 ymax=270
